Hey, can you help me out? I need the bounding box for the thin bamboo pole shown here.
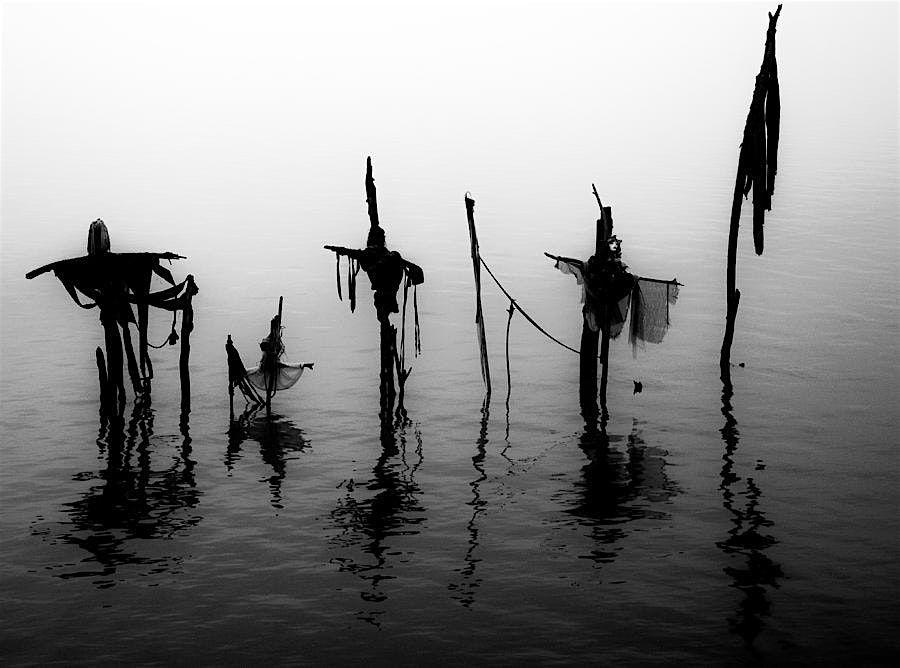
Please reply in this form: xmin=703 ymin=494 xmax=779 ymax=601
xmin=465 ymin=194 xmax=491 ymax=398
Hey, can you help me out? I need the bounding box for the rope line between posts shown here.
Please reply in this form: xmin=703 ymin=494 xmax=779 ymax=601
xmin=479 ymin=256 xmax=581 ymax=355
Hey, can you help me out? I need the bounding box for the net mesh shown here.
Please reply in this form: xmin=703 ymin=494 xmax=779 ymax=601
xmin=629 ymin=279 xmax=680 ymax=355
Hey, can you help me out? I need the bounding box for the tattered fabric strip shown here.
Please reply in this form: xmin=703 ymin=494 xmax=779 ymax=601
xmin=336 ymin=253 xmax=343 ymax=301
xmin=348 ymin=258 xmax=360 ymax=312
xmin=629 ymin=277 xmax=681 ymax=357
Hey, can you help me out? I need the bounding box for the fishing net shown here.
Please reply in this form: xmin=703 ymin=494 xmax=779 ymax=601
xmin=629 ymin=278 xmax=680 ymax=355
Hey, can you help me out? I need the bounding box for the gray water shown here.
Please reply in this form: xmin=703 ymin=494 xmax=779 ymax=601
xmin=2 ymin=2 xmax=898 ymax=665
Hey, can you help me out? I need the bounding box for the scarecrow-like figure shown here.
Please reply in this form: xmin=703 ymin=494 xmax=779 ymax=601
xmin=26 ymin=219 xmax=198 ymax=416
xmin=325 ymin=157 xmax=424 ymax=420
xmin=546 ymin=195 xmax=680 ymax=420
xmin=226 ymin=297 xmax=314 ymax=419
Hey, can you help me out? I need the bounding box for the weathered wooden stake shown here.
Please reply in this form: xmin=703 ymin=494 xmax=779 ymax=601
xmin=228 ymin=366 xmax=235 ymax=421
xmin=379 ymin=319 xmax=397 ymax=418
xmin=597 ymin=208 xmax=612 ymax=419
xmin=505 ymin=301 xmax=514 ymax=406
xmin=465 ymin=194 xmax=491 ymax=398
xmin=95 ymin=346 xmax=109 ymax=414
xmin=102 ymin=309 xmax=126 ymax=416
xmin=580 ymin=210 xmax=612 ymax=419
xmin=265 ymin=296 xmax=283 ymax=418
xmin=325 ymin=157 xmax=424 ymax=421
xmin=121 ymin=323 xmax=142 ymax=395
xmin=720 ymin=5 xmax=782 ymax=385
xmin=180 ymin=275 xmax=197 ymax=415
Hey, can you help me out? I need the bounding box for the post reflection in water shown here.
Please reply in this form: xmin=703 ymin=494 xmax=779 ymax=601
xmin=568 ymin=416 xmax=679 ymax=565
xmin=718 ymin=384 xmax=784 ymax=648
xmin=36 ymin=399 xmax=201 ymax=588
xmin=328 ymin=416 xmax=425 ymax=628
xmin=225 ymin=406 xmax=309 ymax=510
xmin=448 ymin=397 xmax=490 ymax=608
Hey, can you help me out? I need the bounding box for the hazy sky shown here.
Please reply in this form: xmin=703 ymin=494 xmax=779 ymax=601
xmin=1 ymin=1 xmax=896 ymax=277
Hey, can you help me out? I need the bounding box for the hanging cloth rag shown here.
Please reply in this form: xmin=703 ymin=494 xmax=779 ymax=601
xmin=628 ymin=277 xmax=681 ymax=356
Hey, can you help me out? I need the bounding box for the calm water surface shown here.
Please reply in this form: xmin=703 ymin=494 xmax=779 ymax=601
xmin=2 ymin=2 xmax=898 ymax=665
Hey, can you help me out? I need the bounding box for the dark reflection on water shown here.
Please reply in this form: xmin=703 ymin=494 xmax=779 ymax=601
xmin=566 ymin=417 xmax=679 ymax=564
xmin=718 ymin=384 xmax=784 ymax=649
xmin=225 ymin=407 xmax=309 ymax=510
xmin=33 ymin=399 xmax=201 ymax=588
xmin=328 ymin=416 xmax=425 ymax=627
xmin=448 ymin=397 xmax=491 ymax=608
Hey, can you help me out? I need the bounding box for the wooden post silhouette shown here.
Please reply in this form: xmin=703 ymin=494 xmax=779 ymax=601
xmin=228 ymin=350 xmax=235 ymax=420
xmin=95 ymin=346 xmax=110 ymax=415
xmin=100 ymin=299 xmax=126 ymax=416
xmin=365 ymin=159 xmax=398 ymax=415
xmin=179 ymin=274 xmax=197 ymax=415
xmin=264 ymin=295 xmax=284 ymax=417
xmin=721 ymin=5 xmax=782 ymax=386
xmin=325 ymin=157 xmax=424 ymax=420
xmin=465 ymin=194 xmax=491 ymax=399
xmin=579 ymin=209 xmax=612 ymax=419
xmin=597 ymin=210 xmax=613 ymax=416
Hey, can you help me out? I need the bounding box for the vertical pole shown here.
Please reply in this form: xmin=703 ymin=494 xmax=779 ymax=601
xmin=365 ymin=156 xmax=380 ymax=234
xmin=579 ymin=324 xmax=599 ymax=418
xmin=465 ymin=194 xmax=491 ymax=397
xmin=599 ymin=313 xmax=611 ymax=419
xmin=366 ymin=157 xmax=396 ymax=421
xmin=95 ymin=346 xmax=109 ymax=415
xmin=720 ymin=5 xmax=781 ymax=385
xmin=379 ymin=319 xmax=397 ymax=419
xmin=598 ymin=207 xmax=612 ymax=420
xmin=580 ymin=214 xmax=609 ymax=419
xmin=102 ymin=310 xmax=126 ymax=417
xmin=136 ymin=269 xmax=153 ymax=382
xmin=505 ymin=301 xmax=514 ymax=407
xmin=227 ymin=336 xmax=235 ymax=421
xmin=720 ymin=160 xmax=745 ymax=386
xmin=121 ymin=323 xmax=142 ymax=395
xmin=266 ymin=296 xmax=283 ymax=418
xmin=180 ymin=275 xmax=197 ymax=415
